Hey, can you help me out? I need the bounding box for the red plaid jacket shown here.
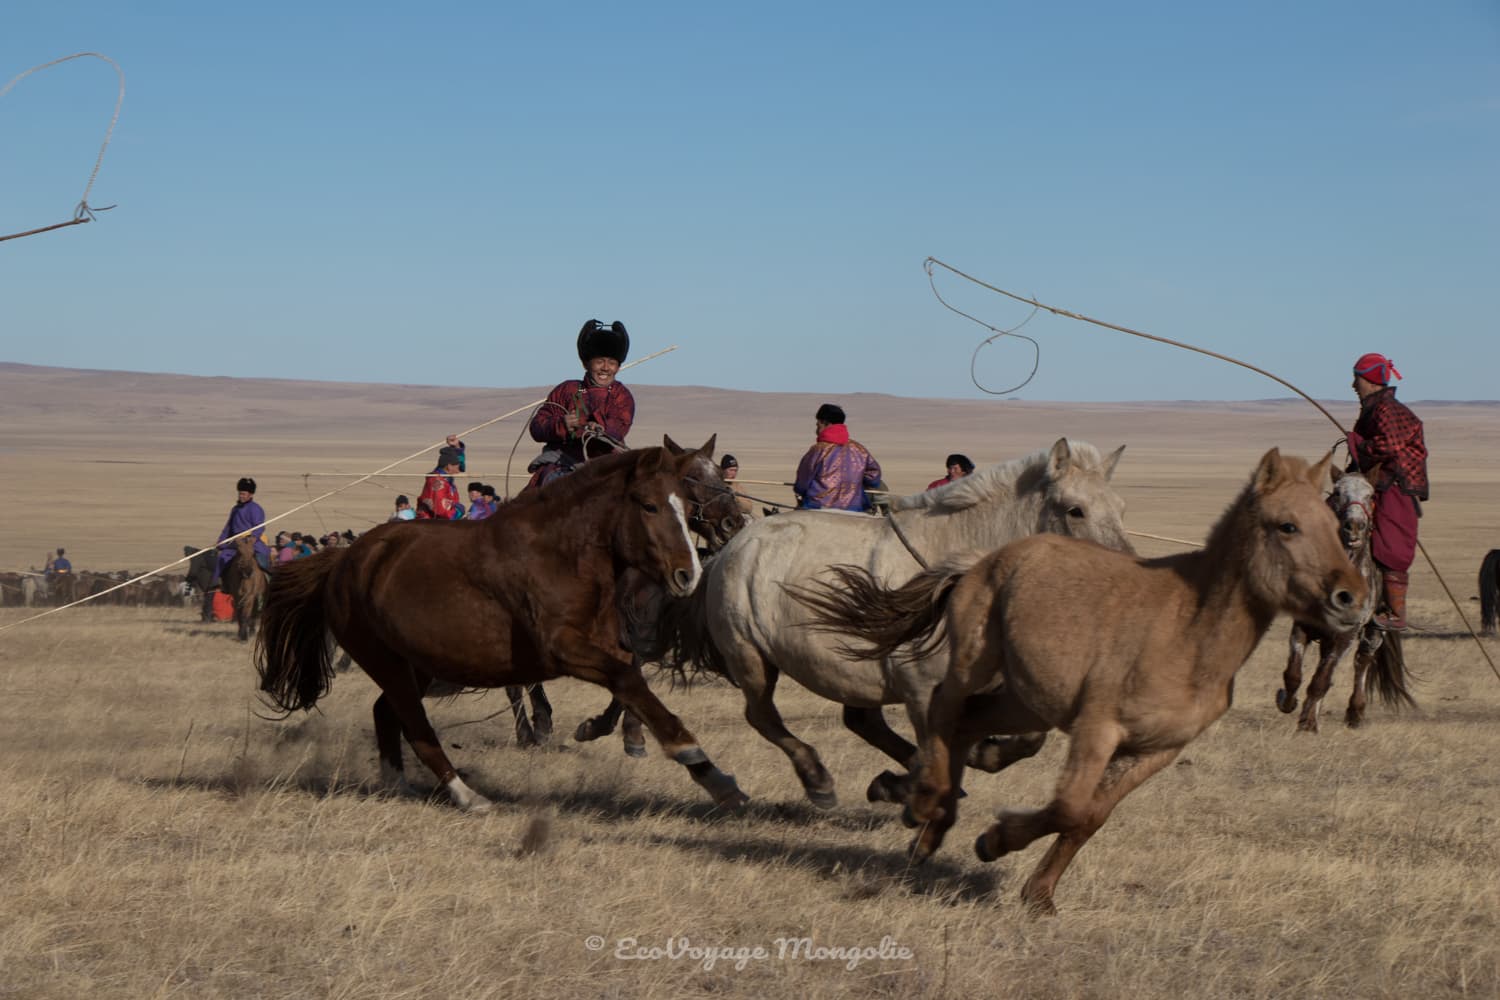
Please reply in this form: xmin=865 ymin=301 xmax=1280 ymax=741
xmin=1348 ymin=388 xmax=1428 ymax=500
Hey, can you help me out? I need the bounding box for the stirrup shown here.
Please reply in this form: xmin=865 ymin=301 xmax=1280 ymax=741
xmin=1372 ymin=612 xmax=1407 ymax=632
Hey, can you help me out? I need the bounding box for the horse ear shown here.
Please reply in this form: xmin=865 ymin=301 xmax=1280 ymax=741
xmin=1047 ymin=438 xmax=1073 ymax=477
xmin=1103 ymin=444 xmax=1126 ymax=481
xmin=640 ymin=446 xmax=668 ymax=475
xmin=1308 ymin=451 xmax=1334 ymax=489
xmin=1253 ymin=447 xmax=1285 ymax=492
xmin=699 ymin=433 xmax=717 ymax=459
xmin=663 ymin=435 xmax=684 ymax=456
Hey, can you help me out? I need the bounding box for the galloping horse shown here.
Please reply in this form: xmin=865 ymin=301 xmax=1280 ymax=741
xmin=795 ymin=448 xmax=1365 ymax=914
xmin=221 ymin=536 xmax=266 ymax=642
xmin=255 ymin=440 xmax=747 ymax=812
xmin=502 ymin=436 xmax=748 ymax=754
xmin=663 ymin=439 xmax=1131 ymax=807
xmin=1480 ymin=549 xmax=1500 ymax=638
xmin=1276 ymin=467 xmax=1415 ymax=731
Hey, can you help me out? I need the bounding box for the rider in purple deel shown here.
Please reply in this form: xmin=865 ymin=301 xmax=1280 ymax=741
xmin=213 ymin=476 xmax=271 ymax=584
xmin=794 ymin=402 xmax=882 ymax=512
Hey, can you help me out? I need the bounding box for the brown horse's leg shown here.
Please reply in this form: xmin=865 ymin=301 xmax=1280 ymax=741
xmin=1277 ymin=624 xmax=1310 ymax=714
xmin=372 ymin=693 xmax=414 ymax=796
xmin=607 ymin=666 xmax=748 ymax=810
xmin=1298 ymin=635 xmax=1352 ymax=733
xmin=547 ymin=625 xmax=747 ymax=809
xmin=574 ymin=696 xmax=624 ymax=742
xmin=991 ymin=746 xmax=1179 ymax=916
xmin=620 ymin=708 xmax=647 ymax=758
xmin=382 ymin=672 xmax=493 ymax=812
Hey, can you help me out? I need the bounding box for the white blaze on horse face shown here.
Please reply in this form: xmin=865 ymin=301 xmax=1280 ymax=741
xmin=668 ymin=492 xmax=703 ymax=594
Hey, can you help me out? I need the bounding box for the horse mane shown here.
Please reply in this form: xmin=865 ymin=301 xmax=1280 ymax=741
xmin=891 ymin=441 xmax=1108 ymax=513
xmin=529 ymin=447 xmax=656 ymax=505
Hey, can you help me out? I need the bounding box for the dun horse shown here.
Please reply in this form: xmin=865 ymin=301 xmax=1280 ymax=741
xmin=665 ymin=439 xmax=1130 ymax=807
xmin=221 ymin=536 xmax=266 ymax=642
xmin=1276 ymin=467 xmax=1415 ymax=731
xmin=255 ymin=441 xmax=748 ymax=812
xmin=796 ymin=448 xmax=1365 ymax=914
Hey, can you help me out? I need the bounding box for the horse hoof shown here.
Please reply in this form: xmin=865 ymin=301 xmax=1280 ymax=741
xmin=807 ymin=787 xmax=838 ymax=810
xmin=900 ymin=804 xmax=922 ymax=829
xmin=623 ymin=741 xmax=648 ymax=758
xmin=1276 ymin=689 xmax=1297 ymax=713
xmin=866 ymin=771 xmax=903 ymax=804
xmin=905 ymin=838 xmax=933 ymax=866
xmin=532 ymin=718 xmax=554 ymax=745
xmin=574 ymin=720 xmax=603 ymax=742
xmin=975 ymin=831 xmax=998 ymax=863
xmin=1344 ymin=713 xmax=1363 ymax=729
xmin=716 ymin=788 xmax=751 ymax=813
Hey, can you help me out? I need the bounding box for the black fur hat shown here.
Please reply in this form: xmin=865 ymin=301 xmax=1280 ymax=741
xmin=945 ymin=454 xmax=975 ymax=474
xmin=236 ymin=477 xmax=257 ymax=494
xmin=815 ymin=403 xmax=846 ymax=425
xmin=577 ymin=319 xmax=630 ymax=365
xmin=437 ymin=446 xmax=463 ymax=468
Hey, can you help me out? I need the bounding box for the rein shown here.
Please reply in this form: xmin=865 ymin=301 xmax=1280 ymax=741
xmin=882 ymin=507 xmax=931 ymax=571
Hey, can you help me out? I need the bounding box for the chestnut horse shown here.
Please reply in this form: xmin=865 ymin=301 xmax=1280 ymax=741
xmin=795 ymin=448 xmax=1366 ymax=914
xmin=255 ymin=440 xmax=747 ymax=812
xmin=502 ymin=436 xmax=748 ymax=753
xmin=1276 ymin=467 xmax=1414 ymax=732
xmin=221 ymin=535 xmax=266 ymax=642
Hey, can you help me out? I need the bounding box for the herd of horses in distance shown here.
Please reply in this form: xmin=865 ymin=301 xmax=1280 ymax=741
xmin=8 ymin=433 xmax=1497 ymax=912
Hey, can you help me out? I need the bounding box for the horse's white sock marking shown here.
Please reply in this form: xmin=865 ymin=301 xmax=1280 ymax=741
xmin=445 ymin=775 xmax=493 ymax=813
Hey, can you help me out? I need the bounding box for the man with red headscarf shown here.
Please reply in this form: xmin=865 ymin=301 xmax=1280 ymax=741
xmin=794 ymin=403 xmax=882 ymax=511
xmin=1347 ymin=352 xmax=1428 ymax=631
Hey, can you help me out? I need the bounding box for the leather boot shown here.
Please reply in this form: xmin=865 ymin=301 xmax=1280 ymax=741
xmin=1374 ymin=569 xmax=1409 ymax=631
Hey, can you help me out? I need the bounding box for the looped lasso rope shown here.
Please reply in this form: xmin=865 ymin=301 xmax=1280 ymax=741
xmin=0 ymin=52 xmax=125 ymax=244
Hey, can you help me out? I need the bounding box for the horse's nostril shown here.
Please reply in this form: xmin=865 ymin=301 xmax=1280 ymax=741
xmin=1333 ymin=589 xmax=1354 ymax=608
xmin=673 ymin=568 xmax=693 ymax=591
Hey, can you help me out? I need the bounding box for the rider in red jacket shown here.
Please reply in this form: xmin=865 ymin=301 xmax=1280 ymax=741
xmin=1347 ymin=352 xmax=1428 ymax=631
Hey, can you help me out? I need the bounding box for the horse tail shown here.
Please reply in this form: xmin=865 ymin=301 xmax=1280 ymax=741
xmin=255 ymin=549 xmax=344 ymax=714
xmin=1367 ymin=631 xmax=1417 ymax=711
xmin=787 ymin=555 xmax=980 ymax=662
xmin=1480 ymin=549 xmax=1500 ymax=636
xmin=657 ymin=582 xmax=733 ymax=685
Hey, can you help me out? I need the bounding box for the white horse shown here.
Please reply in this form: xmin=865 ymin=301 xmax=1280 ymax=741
xmin=666 ymin=438 xmax=1131 ymax=807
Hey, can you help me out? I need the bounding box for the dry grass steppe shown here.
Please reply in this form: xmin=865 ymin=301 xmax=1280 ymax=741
xmin=1 ymin=363 xmax=1497 ymax=998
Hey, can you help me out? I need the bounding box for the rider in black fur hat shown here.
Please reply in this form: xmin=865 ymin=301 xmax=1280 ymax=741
xmin=525 ymin=319 xmax=637 ymax=492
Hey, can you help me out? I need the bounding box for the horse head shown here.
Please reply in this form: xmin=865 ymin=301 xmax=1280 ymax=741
xmin=1034 ymin=438 xmax=1133 ymax=554
xmin=1328 ymin=465 xmax=1378 ymax=554
xmin=1247 ymin=449 xmax=1367 ymax=633
xmin=665 ymin=432 xmax=747 ymax=552
xmin=619 ymin=441 xmax=706 ymax=598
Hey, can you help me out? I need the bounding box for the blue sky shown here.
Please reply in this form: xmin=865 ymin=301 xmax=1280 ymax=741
xmin=3 ymin=2 xmax=1496 ymax=401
